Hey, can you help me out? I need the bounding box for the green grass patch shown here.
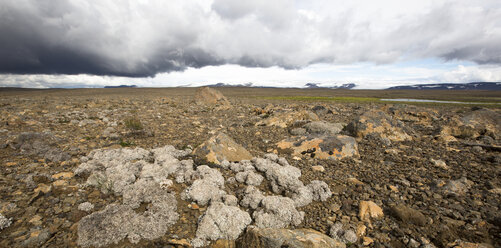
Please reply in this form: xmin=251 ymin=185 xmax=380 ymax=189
xmin=124 ymin=117 xmax=144 ymax=130
xmin=119 ymin=139 xmax=135 ymax=147
xmin=260 ymin=96 xmax=380 ymax=102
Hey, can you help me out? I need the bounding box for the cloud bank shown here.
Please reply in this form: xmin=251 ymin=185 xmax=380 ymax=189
xmin=0 ymin=0 xmax=500 ymax=78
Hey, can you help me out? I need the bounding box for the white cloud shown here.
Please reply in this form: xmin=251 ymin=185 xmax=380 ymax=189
xmin=0 ymin=0 xmax=500 ymax=87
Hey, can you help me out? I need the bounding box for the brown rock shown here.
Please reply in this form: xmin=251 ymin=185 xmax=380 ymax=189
xmin=256 ymin=110 xmax=319 ymax=128
xmin=195 ymin=87 xmax=231 ymax=107
xmin=51 ymin=172 xmax=74 ymax=180
xmin=277 ymin=135 xmax=358 ymax=160
xmin=168 ymin=238 xmax=192 ymax=247
xmin=447 ymin=240 xmax=493 ymax=248
xmin=34 ymin=183 xmax=52 ymax=194
xmin=362 ymin=237 xmax=374 ymax=246
xmin=359 ymin=201 xmax=384 ymax=222
xmin=237 ymin=227 xmax=345 ymax=248
xmin=52 ymin=180 xmax=69 ymax=187
xmin=193 ymin=132 xmax=252 ymax=165
xmin=346 ymin=110 xmax=411 ymax=141
xmin=390 ymin=204 xmax=427 ymax=226
xmin=211 ymin=239 xmax=236 ymax=248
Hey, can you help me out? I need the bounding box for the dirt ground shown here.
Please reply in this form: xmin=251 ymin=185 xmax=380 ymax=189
xmin=0 ymin=87 xmax=500 ymax=248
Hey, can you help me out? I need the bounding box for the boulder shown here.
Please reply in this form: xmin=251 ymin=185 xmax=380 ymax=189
xmin=304 ymin=121 xmax=344 ymax=136
xmin=193 ymin=133 xmax=252 ymax=165
xmin=390 ymin=204 xmax=427 ymax=226
xmin=347 ymin=110 xmax=412 ymax=141
xmin=277 ymin=135 xmax=358 ymax=160
xmin=195 ymin=87 xmax=231 ymax=107
xmin=237 ymin=227 xmax=346 ymax=248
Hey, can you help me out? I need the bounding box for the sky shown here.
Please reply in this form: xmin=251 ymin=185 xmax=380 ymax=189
xmin=0 ymin=0 xmax=500 ymax=89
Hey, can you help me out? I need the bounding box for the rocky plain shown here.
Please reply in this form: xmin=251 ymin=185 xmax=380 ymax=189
xmin=0 ymin=87 xmax=500 ymax=248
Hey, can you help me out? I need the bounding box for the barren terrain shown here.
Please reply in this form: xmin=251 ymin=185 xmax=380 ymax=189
xmin=0 ymin=87 xmax=500 ymax=248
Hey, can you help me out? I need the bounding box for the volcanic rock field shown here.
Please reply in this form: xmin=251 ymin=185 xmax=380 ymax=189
xmin=0 ymin=87 xmax=500 ymax=248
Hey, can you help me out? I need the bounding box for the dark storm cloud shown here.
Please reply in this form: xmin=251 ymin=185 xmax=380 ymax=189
xmin=0 ymin=0 xmax=500 ymax=78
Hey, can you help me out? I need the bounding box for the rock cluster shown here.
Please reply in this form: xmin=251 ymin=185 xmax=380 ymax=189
xmin=74 ymin=145 xmax=332 ymax=247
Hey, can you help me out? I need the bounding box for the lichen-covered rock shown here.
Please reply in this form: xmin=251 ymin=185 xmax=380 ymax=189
xmin=78 ymin=202 xmax=94 ymax=212
xmin=194 ymin=87 xmax=231 ymax=107
xmin=443 ymin=177 xmax=474 ymax=196
xmin=308 ymin=180 xmax=332 ymax=202
xmin=193 ymin=132 xmax=252 ymax=165
xmin=235 ymin=170 xmax=264 ymax=186
xmin=0 ymin=213 xmax=11 ymax=230
xmin=78 ymin=190 xmax=179 ymax=247
xmin=10 ymin=132 xmax=70 ymax=162
xmin=252 ymin=157 xmax=303 ymax=194
xmin=329 ymin=222 xmax=358 ymax=244
xmin=277 ymin=135 xmax=358 ymax=160
xmin=238 ymin=227 xmax=346 ymax=248
xmin=240 ymin=186 xmax=265 ymax=209
xmin=253 ymin=196 xmax=304 ymax=228
xmin=75 ymin=146 xmax=189 ymax=246
xmin=347 ymin=110 xmax=412 ymax=141
xmin=182 ymin=165 xmax=226 ymax=206
xmin=192 ymin=202 xmax=252 ymax=247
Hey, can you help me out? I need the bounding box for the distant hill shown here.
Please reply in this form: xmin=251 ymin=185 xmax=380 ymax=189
xmin=388 ymin=82 xmax=501 ymax=90
xmin=304 ymin=83 xmax=356 ymax=89
xmin=104 ymin=85 xmax=137 ymax=88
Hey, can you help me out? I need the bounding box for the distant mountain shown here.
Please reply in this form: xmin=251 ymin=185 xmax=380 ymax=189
xmin=388 ymin=82 xmax=501 ymax=90
xmin=104 ymin=85 xmax=137 ymax=88
xmin=204 ymin=82 xmax=254 ymax=87
xmin=305 ymin=83 xmax=356 ymax=89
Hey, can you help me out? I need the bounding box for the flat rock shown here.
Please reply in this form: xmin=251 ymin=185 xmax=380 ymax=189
xmin=193 ymin=132 xmax=252 ymax=164
xmin=256 ymin=111 xmax=319 ymax=128
xmin=277 ymin=135 xmax=358 ymax=159
xmin=237 ymin=227 xmax=346 ymax=248
xmin=390 ymin=204 xmax=427 ymax=226
xmin=304 ymin=121 xmax=344 ymax=136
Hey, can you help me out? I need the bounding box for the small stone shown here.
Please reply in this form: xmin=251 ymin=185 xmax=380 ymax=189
xmin=312 ymin=165 xmax=325 ymax=172
xmin=347 ymin=177 xmax=364 ymax=185
xmin=34 ymin=183 xmax=52 ymax=194
xmin=389 ymin=185 xmax=398 ymax=192
xmin=29 ymin=215 xmax=42 ymax=226
xmin=168 ymin=238 xmax=192 ymax=247
xmin=356 ymin=224 xmax=367 ymax=237
xmin=78 ymin=202 xmax=94 ymax=212
xmin=0 ymin=213 xmax=12 ymax=230
xmin=52 ymin=180 xmax=69 ymax=187
xmin=363 ymin=237 xmax=374 ymax=246
xmin=5 ymin=162 xmax=17 ymax=166
xmin=359 ymin=201 xmax=384 ymax=221
xmin=430 ymin=159 xmax=449 ymax=170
